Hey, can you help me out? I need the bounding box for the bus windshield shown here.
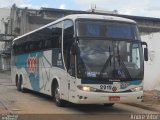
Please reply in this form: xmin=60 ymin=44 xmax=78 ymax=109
xmin=76 ymin=20 xmax=143 ymax=80
xmin=77 ymin=20 xmax=140 ymax=40
xmin=77 ymin=39 xmax=143 ymax=80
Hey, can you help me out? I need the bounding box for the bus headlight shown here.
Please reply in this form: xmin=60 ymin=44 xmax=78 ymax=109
xmin=77 ymin=85 xmax=97 ymax=92
xmin=130 ymin=86 xmax=143 ymax=92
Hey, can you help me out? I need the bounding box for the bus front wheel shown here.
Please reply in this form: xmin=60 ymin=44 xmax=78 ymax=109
xmin=53 ymin=83 xmax=66 ymax=107
xmin=103 ymin=103 xmax=114 ymax=106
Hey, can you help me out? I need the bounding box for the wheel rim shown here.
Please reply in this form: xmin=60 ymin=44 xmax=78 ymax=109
xmin=55 ymin=86 xmax=60 ymax=102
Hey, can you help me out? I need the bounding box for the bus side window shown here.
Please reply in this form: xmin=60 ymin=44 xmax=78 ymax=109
xmin=63 ymin=20 xmax=74 ymax=75
xmin=29 ymin=42 xmax=35 ymax=52
xmin=44 ymin=40 xmax=52 ymax=49
xmin=38 ymin=40 xmax=44 ymax=50
xmin=47 ymin=22 xmax=62 ymax=49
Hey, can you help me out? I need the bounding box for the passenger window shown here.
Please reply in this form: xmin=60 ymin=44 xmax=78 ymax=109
xmin=47 ymin=22 xmax=63 ymax=49
xmin=63 ymin=20 xmax=75 ymax=75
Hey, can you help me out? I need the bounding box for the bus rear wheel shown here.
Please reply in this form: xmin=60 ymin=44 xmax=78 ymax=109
xmin=17 ymin=75 xmax=27 ymax=92
xmin=17 ymin=77 xmax=22 ymax=91
xmin=53 ymin=83 xmax=67 ymax=107
xmin=15 ymin=75 xmax=18 ymax=88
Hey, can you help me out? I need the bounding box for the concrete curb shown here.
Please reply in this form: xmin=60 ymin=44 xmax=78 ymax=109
xmin=125 ymin=103 xmax=160 ymax=112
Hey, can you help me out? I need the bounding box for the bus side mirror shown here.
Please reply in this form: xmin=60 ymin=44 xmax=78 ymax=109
xmin=71 ymin=43 xmax=78 ymax=55
xmin=141 ymin=42 xmax=148 ymax=61
xmin=144 ymin=48 xmax=148 ymax=61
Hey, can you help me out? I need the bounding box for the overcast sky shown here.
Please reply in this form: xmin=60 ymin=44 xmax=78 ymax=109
xmin=0 ymin=0 xmax=160 ymax=18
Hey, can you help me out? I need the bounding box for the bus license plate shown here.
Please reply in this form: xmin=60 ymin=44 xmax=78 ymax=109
xmin=109 ymin=96 xmax=120 ymax=101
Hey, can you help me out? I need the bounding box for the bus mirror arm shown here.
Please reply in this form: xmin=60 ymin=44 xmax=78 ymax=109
xmin=141 ymin=42 xmax=148 ymax=61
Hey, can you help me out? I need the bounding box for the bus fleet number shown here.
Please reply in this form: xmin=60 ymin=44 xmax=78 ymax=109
xmin=100 ymin=85 xmax=112 ymax=90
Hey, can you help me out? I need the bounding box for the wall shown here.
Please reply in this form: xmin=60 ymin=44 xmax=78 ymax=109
xmin=10 ymin=5 xmax=54 ymax=36
xmin=141 ymin=32 xmax=160 ymax=90
xmin=0 ymin=8 xmax=10 ymax=34
xmin=0 ymin=8 xmax=11 ymax=70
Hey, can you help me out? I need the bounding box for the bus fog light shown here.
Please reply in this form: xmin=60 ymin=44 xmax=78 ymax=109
xmin=131 ymin=86 xmax=143 ymax=92
xmin=77 ymin=85 xmax=97 ymax=92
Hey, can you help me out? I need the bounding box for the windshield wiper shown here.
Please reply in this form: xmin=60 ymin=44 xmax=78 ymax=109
xmin=99 ymin=43 xmax=132 ymax=80
xmin=99 ymin=45 xmax=112 ymax=78
xmin=116 ymin=44 xmax=132 ymax=79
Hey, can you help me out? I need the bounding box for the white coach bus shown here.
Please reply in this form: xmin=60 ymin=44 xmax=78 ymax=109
xmin=11 ymin=14 xmax=148 ymax=107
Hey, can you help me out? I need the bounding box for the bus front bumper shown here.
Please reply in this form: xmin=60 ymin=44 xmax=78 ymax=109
xmin=72 ymin=91 xmax=143 ymax=104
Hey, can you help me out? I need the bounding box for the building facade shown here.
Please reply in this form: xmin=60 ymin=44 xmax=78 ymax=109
xmin=10 ymin=4 xmax=54 ymax=36
xmin=10 ymin=5 xmax=160 ymax=36
xmin=0 ymin=8 xmax=11 ymax=70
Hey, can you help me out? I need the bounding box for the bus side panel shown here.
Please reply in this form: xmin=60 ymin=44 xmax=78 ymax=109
xmin=39 ymin=50 xmax=52 ymax=95
xmin=49 ymin=48 xmax=69 ymax=100
xmin=15 ymin=52 xmax=43 ymax=92
xmin=13 ymin=49 xmax=69 ymax=100
xmin=19 ymin=67 xmax=32 ymax=90
xmin=50 ymin=68 xmax=68 ymax=101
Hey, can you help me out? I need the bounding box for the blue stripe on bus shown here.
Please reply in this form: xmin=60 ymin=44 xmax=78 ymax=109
xmin=81 ymin=79 xmax=142 ymax=86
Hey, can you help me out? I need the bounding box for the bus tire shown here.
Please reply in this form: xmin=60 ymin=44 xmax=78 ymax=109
xmin=15 ymin=75 xmax=18 ymax=88
xmin=19 ymin=75 xmax=27 ymax=93
xmin=52 ymin=83 xmax=66 ymax=107
xmin=17 ymin=76 xmax=22 ymax=91
xmin=103 ymin=103 xmax=114 ymax=106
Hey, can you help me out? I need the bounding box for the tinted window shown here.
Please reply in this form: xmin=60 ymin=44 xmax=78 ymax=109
xmin=107 ymin=24 xmax=134 ymax=39
xmin=47 ymin=22 xmax=62 ymax=49
xmin=77 ymin=20 xmax=140 ymax=40
xmin=63 ymin=20 xmax=74 ymax=70
xmin=13 ymin=22 xmax=63 ymax=55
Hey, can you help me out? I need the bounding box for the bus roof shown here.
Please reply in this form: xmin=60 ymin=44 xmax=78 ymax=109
xmin=65 ymin=14 xmax=136 ymax=23
xmin=13 ymin=14 xmax=136 ymax=42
